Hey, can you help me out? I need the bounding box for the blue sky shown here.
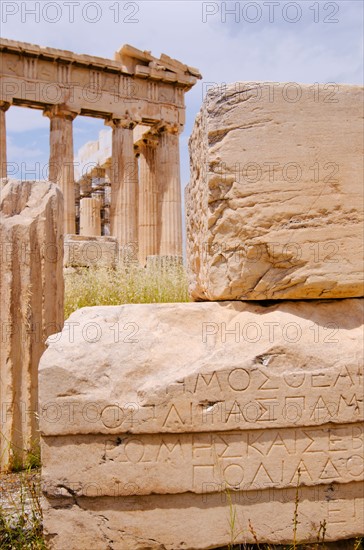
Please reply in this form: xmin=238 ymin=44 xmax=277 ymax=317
xmin=2 ymin=0 xmax=363 ymax=190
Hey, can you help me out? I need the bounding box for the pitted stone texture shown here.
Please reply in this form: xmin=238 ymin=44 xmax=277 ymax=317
xmin=42 ymin=482 xmax=364 ymax=550
xmin=39 ymin=300 xmax=363 ymax=437
xmin=64 ymin=235 xmax=119 ymax=267
xmin=39 ymin=300 xmax=363 ymax=548
xmin=186 ymin=82 xmax=364 ymax=301
xmin=0 ymin=178 xmax=64 ymax=470
xmin=42 ymin=423 xmax=363 ymax=498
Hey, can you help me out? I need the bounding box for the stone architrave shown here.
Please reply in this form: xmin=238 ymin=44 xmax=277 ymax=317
xmin=186 ymin=82 xmax=364 ymax=301
xmin=0 ymin=101 xmax=10 ymax=179
xmin=44 ymin=106 xmax=77 ymax=235
xmin=0 ymin=179 xmax=64 ymax=471
xmin=0 ymin=38 xmax=201 ymax=132
xmin=39 ymin=299 xmax=363 ymax=548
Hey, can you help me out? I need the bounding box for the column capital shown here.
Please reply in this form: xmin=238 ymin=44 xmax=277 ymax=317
xmin=43 ymin=105 xmax=78 ymax=121
xmin=0 ymin=101 xmax=11 ymax=112
xmin=142 ymin=121 xmax=181 ymax=137
xmin=134 ymin=125 xmax=160 ymax=149
xmin=157 ymin=122 xmax=181 ymax=136
xmin=136 ymin=132 xmax=159 ymax=149
xmin=105 ymin=116 xmax=137 ymax=130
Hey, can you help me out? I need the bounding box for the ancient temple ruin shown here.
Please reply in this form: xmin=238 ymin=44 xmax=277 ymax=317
xmin=73 ymin=129 xmax=113 ymax=238
xmin=0 ymin=38 xmax=201 ymax=263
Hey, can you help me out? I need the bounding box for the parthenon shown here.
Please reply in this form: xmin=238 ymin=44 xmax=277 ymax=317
xmin=0 ymin=38 xmax=201 ymax=263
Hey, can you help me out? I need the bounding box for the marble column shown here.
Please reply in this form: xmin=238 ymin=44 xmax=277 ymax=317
xmin=44 ymin=106 xmax=77 ymax=234
xmin=138 ymin=134 xmax=159 ymax=265
xmin=0 ymin=179 xmax=64 ymax=471
xmin=106 ymin=118 xmax=138 ymax=262
xmin=0 ymin=101 xmax=11 ymax=179
xmin=80 ymin=197 xmax=101 ymax=236
xmin=156 ymin=125 xmax=183 ymax=257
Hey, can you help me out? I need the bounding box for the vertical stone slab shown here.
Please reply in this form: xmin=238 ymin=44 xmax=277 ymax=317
xmin=44 ymin=106 xmax=77 ymax=235
xmin=107 ymin=118 xmax=138 ymax=262
xmin=79 ymin=197 xmax=101 ymax=237
xmin=157 ymin=125 xmax=183 ymax=258
xmin=0 ymin=179 xmax=64 ymax=471
xmin=0 ymin=102 xmax=10 ymax=179
xmin=138 ymin=135 xmax=159 ymax=265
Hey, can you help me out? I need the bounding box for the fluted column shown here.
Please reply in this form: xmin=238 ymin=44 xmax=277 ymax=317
xmin=80 ymin=197 xmax=101 ymax=236
xmin=156 ymin=125 xmax=183 ymax=257
xmin=106 ymin=118 xmax=138 ymax=262
xmin=138 ymin=134 xmax=159 ymax=265
xmin=0 ymin=102 xmax=11 ymax=179
xmin=0 ymin=179 xmax=64 ymax=471
xmin=44 ymin=106 xmax=77 ymax=234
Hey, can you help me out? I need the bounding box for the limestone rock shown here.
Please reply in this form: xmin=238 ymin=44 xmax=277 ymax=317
xmin=79 ymin=197 xmax=101 ymax=237
xmin=42 ymin=482 xmax=364 ymax=550
xmin=0 ymin=178 xmax=64 ymax=470
xmin=186 ymin=82 xmax=364 ymax=301
xmin=39 ymin=300 xmax=363 ymax=548
xmin=64 ymin=235 xmax=119 ymax=267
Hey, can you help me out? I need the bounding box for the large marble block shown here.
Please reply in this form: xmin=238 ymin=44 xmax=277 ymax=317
xmin=186 ymin=82 xmax=364 ymax=301
xmin=0 ymin=178 xmax=64 ymax=470
xmin=39 ymin=300 xmax=363 ymax=549
xmin=64 ymin=234 xmax=119 ymax=267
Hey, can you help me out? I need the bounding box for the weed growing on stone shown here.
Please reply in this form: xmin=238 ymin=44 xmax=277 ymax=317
xmin=227 ymin=488 xmax=242 ymax=550
xmin=292 ymin=468 xmax=301 ymax=549
xmin=1 ymin=437 xmax=41 ymax=474
xmin=221 ymin=465 xmax=362 ymax=550
xmin=315 ymin=520 xmax=327 ymax=547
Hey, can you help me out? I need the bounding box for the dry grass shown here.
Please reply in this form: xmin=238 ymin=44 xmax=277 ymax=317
xmin=0 ymin=468 xmax=45 ymax=549
xmin=64 ymin=263 xmax=190 ymax=318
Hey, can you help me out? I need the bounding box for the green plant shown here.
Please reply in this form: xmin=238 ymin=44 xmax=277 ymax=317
xmin=0 ymin=469 xmax=46 ymax=549
xmin=226 ymin=488 xmax=241 ymax=550
xmin=316 ymin=519 xmax=327 ymax=548
xmin=24 ymin=441 xmax=41 ymax=471
xmin=1 ymin=436 xmax=41 ymax=474
xmin=292 ymin=468 xmax=301 ymax=550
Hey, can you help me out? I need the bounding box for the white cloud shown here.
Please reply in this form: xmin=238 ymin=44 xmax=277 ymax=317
xmin=6 ymin=106 xmax=49 ymax=133
xmin=7 ymin=137 xmax=44 ymax=159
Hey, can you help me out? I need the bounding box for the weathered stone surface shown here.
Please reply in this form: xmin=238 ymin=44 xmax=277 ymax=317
xmin=64 ymin=234 xmax=118 ymax=267
xmin=42 ymin=482 xmax=364 ymax=550
xmin=0 ymin=101 xmax=10 ymax=178
xmin=0 ymin=178 xmax=64 ymax=470
xmin=79 ymin=197 xmax=102 ymax=237
xmin=186 ymin=82 xmax=364 ymax=301
xmin=0 ymin=38 xmax=200 ymax=128
xmin=42 ymin=423 xmax=363 ymax=497
xmin=39 ymin=300 xmax=363 ymax=436
xmin=39 ymin=300 xmax=363 ymax=547
xmin=45 ymin=106 xmax=76 ymax=234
